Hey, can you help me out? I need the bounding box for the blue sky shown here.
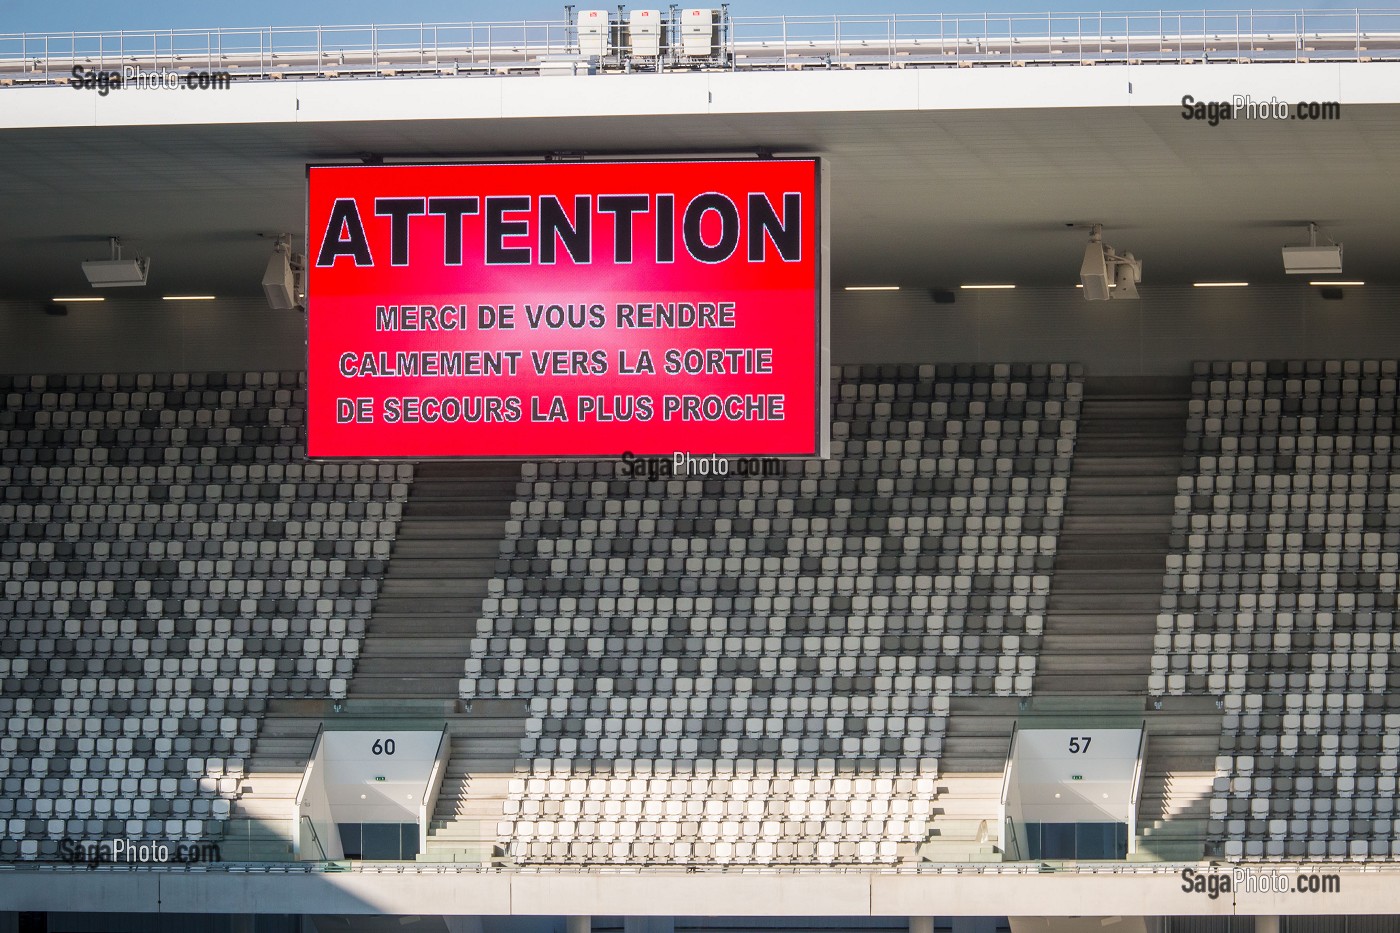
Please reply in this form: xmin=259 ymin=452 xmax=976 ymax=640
xmin=3 ymin=0 xmax=1363 ymax=34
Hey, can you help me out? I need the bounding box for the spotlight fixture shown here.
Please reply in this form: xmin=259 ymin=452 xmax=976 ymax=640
xmin=263 ymin=234 xmax=306 ymax=311
xmin=1079 ymin=225 xmax=1140 ymax=300
xmin=81 ymin=237 xmax=150 ymax=288
xmin=1282 ymin=222 xmax=1342 ymax=274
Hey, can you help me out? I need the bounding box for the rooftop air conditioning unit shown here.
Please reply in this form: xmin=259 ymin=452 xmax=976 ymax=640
xmin=629 ymin=9 xmax=665 ymax=57
xmin=681 ymin=8 xmax=720 ymax=57
xmin=578 ymin=10 xmax=611 ymax=58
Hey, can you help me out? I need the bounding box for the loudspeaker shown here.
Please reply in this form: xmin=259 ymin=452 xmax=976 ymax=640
xmin=263 ymin=250 xmax=298 ymax=310
xmin=1079 ymin=241 xmax=1111 ymax=300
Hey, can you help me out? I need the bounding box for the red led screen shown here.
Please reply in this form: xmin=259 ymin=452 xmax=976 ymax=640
xmin=306 ymin=159 xmax=824 ymax=459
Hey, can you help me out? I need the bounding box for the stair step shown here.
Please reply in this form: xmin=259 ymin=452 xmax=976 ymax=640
xmin=1040 ymin=634 xmax=1155 ymax=652
xmin=1065 ymin=494 xmax=1175 ymax=515
xmin=1047 ymin=593 xmax=1162 ymax=611
xmin=1033 ymin=673 xmax=1148 ymax=694
xmin=380 ymin=578 xmax=490 ymax=597
xmin=355 ymin=636 xmax=474 ymax=655
xmin=1067 ymin=475 xmax=1179 ymax=495
xmin=1070 ymin=456 xmax=1182 ymax=476
xmin=1049 ymin=569 xmax=1168 ymax=591
xmin=1074 ymin=436 xmax=1184 ymax=455
xmin=1053 ymin=551 xmax=1166 ymax=571
xmin=414 ymin=461 xmax=525 ymax=478
xmin=365 ymin=597 xmax=481 ymax=615
xmin=394 ymin=535 xmax=504 ymax=554
xmin=392 ymin=519 xmax=512 ymax=538
xmin=1060 ymin=515 xmax=1176 ymax=533
xmin=358 ymin=616 xmax=479 ymax=634
xmin=1055 ymin=534 xmax=1169 ymax=554
xmin=347 ymin=676 xmax=471 ymax=694
xmin=381 ymin=557 xmax=498 ymax=576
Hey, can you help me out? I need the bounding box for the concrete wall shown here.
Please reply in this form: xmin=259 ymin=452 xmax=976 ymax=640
xmin=4 ymin=62 xmax=1395 ymax=131
xmin=0 ymin=866 xmax=1386 ymax=918
xmin=831 ymin=285 xmax=1400 ymax=375
xmin=0 ymin=299 xmax=304 ymax=374
xmin=4 ymin=286 xmax=1396 ymax=377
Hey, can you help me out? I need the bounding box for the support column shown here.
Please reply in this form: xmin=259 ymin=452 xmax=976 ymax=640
xmin=568 ymin=916 xmax=593 ymax=933
xmin=951 ymin=920 xmax=997 ymax=933
xmin=626 ymin=919 xmax=675 ymax=933
xmin=445 ymin=918 xmax=485 ymax=933
xmin=1255 ymin=918 xmax=1281 ymax=933
xmin=910 ymin=917 xmax=935 ymax=933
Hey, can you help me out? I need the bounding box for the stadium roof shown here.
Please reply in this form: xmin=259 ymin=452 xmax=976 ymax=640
xmin=2 ymin=14 xmax=1398 ymax=298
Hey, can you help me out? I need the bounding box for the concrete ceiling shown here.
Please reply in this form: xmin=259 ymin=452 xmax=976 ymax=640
xmin=3 ymin=103 xmax=1398 ymax=298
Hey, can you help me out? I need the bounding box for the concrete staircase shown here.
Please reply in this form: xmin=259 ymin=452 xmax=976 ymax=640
xmin=226 ymin=698 xmax=324 ymax=860
xmin=419 ymin=699 xmax=528 ymax=864
xmin=919 ymin=697 xmax=1017 ymax=862
xmin=919 ymin=774 xmax=1005 ymax=862
xmin=1036 ymin=376 xmax=1191 ymax=696
xmin=351 ymin=461 xmax=520 ymax=699
xmin=237 ymin=460 xmax=529 ymax=863
xmin=1132 ymin=699 xmax=1222 ymax=862
xmin=940 ymin=697 xmax=1019 ymax=773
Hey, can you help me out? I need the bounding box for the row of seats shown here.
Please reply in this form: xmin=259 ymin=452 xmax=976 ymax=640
xmin=2 ymin=463 xmax=409 ymax=482
xmin=499 ymin=758 xmax=940 ymax=864
xmin=1163 ymin=361 xmax=1400 ymax=862
xmin=0 ymin=371 xmax=405 ymax=855
xmin=1 ymin=371 xmax=303 ymax=390
xmin=475 ymin=367 xmax=1082 ymax=864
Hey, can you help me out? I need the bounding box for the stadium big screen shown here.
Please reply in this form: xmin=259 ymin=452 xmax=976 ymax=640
xmin=306 ymin=159 xmax=825 ymax=459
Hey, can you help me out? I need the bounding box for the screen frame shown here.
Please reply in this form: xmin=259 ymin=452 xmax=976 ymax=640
xmin=302 ymin=156 xmax=830 ymax=462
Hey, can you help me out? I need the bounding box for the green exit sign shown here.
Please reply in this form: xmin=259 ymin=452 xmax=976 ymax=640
xmin=1071 ymin=775 xmax=1083 ymax=781
xmin=374 ymin=776 xmax=386 ymax=782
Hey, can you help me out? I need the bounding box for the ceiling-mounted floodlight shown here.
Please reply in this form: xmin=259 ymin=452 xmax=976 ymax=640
xmin=1282 ymin=222 xmax=1342 ymax=274
xmin=1079 ymin=225 xmax=1141 ymax=301
xmin=81 ymin=237 xmax=150 ymax=288
xmin=263 ymin=234 xmax=306 ymax=311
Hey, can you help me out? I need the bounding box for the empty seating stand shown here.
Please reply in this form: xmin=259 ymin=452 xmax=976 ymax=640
xmin=0 ymin=372 xmax=411 ymax=860
xmin=1150 ymin=360 xmax=1400 ymax=860
xmin=462 ymin=361 xmax=1084 ymax=865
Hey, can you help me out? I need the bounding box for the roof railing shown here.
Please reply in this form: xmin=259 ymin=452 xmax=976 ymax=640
xmin=1 ymin=9 xmax=1396 ymax=87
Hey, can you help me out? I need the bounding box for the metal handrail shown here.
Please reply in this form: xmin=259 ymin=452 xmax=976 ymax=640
xmin=1004 ymin=815 xmax=1023 ymax=861
xmin=299 ymin=815 xmax=329 ymax=862
xmin=1126 ymin=720 xmax=1149 ymax=856
xmin=1000 ymin=721 xmax=1019 ymax=808
xmin=3 ymin=8 xmax=1399 ymax=87
xmin=0 ymin=858 xmax=1386 ymax=874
